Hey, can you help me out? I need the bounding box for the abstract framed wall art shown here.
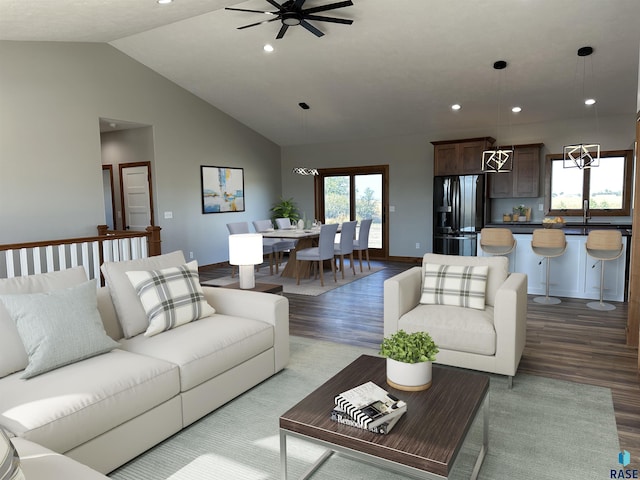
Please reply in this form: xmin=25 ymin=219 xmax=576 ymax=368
xmin=201 ymin=166 xmax=245 ymax=213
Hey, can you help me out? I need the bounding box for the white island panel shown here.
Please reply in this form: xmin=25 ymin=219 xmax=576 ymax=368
xmin=478 ymin=232 xmax=627 ymax=301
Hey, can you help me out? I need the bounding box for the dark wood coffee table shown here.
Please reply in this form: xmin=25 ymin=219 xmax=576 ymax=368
xmin=279 ymin=355 xmax=489 ymax=480
xmin=201 ymin=280 xmax=283 ymax=295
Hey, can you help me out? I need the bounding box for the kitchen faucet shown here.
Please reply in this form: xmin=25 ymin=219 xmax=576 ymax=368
xmin=583 ymin=199 xmax=590 ymax=224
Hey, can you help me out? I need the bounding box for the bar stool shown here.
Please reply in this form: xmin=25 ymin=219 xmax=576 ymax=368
xmin=531 ymin=228 xmax=567 ymax=305
xmin=585 ymin=230 xmax=623 ymax=311
xmin=479 ymin=228 xmax=516 ymax=256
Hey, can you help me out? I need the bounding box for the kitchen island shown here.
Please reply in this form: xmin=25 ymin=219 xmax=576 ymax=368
xmin=479 ymin=223 xmax=631 ymax=301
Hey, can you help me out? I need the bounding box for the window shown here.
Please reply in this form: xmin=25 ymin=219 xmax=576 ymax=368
xmin=545 ymin=150 xmax=633 ymax=217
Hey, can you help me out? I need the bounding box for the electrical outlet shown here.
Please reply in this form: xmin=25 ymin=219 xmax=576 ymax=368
xmin=416 ymin=242 xmax=420 ymax=249
xmin=538 ymin=204 xmax=543 ymax=211
xmin=189 ymin=251 xmax=194 ymax=259
xmin=164 ymin=211 xmax=173 ymax=219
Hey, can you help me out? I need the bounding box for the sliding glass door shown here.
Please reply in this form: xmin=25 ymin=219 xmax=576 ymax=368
xmin=315 ymin=165 xmax=388 ymax=259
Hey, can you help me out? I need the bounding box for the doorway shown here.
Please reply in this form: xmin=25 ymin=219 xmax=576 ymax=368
xmin=314 ymin=165 xmax=389 ymax=259
xmin=119 ymin=162 xmax=154 ymax=231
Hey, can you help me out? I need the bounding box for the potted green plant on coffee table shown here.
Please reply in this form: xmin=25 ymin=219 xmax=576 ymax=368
xmin=380 ymin=330 xmax=439 ymax=391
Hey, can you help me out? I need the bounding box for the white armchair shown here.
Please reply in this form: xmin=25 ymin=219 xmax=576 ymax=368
xmin=384 ymin=253 xmax=527 ymax=387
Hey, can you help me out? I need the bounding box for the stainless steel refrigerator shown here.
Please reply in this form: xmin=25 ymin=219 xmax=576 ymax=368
xmin=433 ymin=175 xmax=485 ymax=256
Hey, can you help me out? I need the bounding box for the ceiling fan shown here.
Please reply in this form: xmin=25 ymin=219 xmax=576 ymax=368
xmin=226 ymin=0 xmax=354 ymax=39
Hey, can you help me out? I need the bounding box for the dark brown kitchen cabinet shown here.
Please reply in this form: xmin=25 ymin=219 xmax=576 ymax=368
xmin=488 ymin=143 xmax=542 ymax=198
xmin=431 ymin=137 xmax=495 ymax=176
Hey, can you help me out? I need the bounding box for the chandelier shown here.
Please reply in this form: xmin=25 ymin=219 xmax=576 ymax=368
xmin=563 ymin=46 xmax=600 ymax=169
xmin=482 ymin=60 xmax=513 ymax=173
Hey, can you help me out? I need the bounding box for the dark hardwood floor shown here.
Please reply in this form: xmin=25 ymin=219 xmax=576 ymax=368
xmin=200 ymin=259 xmax=640 ymax=457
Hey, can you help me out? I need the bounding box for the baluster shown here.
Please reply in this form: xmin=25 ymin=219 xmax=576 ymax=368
xmin=102 ymin=239 xmax=112 ymax=263
xmin=70 ymin=243 xmax=79 ymax=269
xmin=81 ymin=242 xmax=90 ymax=280
xmin=6 ymin=250 xmax=15 ymax=278
xmin=58 ymin=245 xmax=67 ymax=270
xmin=45 ymin=245 xmax=54 ymax=272
xmin=33 ymin=247 xmax=42 ymax=274
xmin=92 ymin=241 xmax=100 ymax=286
xmin=19 ymin=248 xmax=29 ymax=277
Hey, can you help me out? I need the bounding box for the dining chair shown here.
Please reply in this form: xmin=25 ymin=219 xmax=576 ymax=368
xmin=275 ymin=218 xmax=294 ymax=230
xmin=296 ymin=223 xmax=339 ymax=286
xmin=334 ymin=220 xmax=357 ymax=279
xmin=252 ymin=220 xmax=294 ymax=274
xmin=227 ymin=222 xmax=274 ymax=276
xmin=353 ymin=218 xmax=373 ymax=272
xmin=275 ymin=217 xmax=298 ymax=254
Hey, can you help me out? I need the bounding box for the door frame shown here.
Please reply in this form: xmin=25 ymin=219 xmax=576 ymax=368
xmin=118 ymin=161 xmax=155 ymax=229
xmin=313 ymin=164 xmax=389 ymax=259
xmin=102 ymin=164 xmax=117 ymax=230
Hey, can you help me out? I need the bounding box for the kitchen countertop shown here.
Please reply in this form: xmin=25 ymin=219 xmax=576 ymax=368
xmin=484 ymin=222 xmax=632 ymax=236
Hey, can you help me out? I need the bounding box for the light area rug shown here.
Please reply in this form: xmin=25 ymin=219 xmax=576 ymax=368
xmin=201 ymin=263 xmax=384 ymax=296
xmin=108 ymin=337 xmax=620 ymax=480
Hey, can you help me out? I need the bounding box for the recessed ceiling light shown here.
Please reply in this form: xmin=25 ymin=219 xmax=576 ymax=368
xmin=585 ymin=98 xmax=596 ymax=106
xmin=451 ymin=104 xmax=461 ymax=111
xmin=157 ymin=0 xmax=172 ymax=4
xmin=512 ymin=106 xmax=522 ymax=113
xmin=264 ymin=44 xmax=274 ymax=53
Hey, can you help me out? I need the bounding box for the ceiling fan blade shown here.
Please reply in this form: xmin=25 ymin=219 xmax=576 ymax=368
xmin=292 ymin=0 xmax=307 ymax=8
xmin=300 ymin=19 xmax=324 ymax=37
xmin=238 ymin=17 xmax=280 ymax=30
xmin=265 ymin=0 xmax=283 ymax=9
xmin=302 ymin=1 xmax=353 ymax=15
xmin=225 ymin=7 xmax=276 ymax=15
xmin=304 ymin=14 xmax=353 ymax=25
xmin=276 ymin=24 xmax=289 ymax=39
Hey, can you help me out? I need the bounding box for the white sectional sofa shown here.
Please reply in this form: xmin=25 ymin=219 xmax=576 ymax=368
xmin=0 ymin=251 xmax=289 ymax=478
xmin=384 ymin=253 xmax=527 ymax=386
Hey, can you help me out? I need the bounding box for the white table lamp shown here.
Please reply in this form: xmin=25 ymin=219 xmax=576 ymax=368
xmin=228 ymin=233 xmax=263 ymax=289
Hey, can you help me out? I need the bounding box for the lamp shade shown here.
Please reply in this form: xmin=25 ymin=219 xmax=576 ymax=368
xmin=229 ymin=234 xmax=263 ymax=266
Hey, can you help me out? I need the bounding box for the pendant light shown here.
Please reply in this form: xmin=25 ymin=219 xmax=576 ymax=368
xmin=563 ymin=46 xmax=600 ymax=169
xmin=292 ymin=167 xmax=318 ymax=175
xmin=482 ymin=60 xmax=513 ymax=173
xmin=292 ymin=102 xmax=319 ymax=176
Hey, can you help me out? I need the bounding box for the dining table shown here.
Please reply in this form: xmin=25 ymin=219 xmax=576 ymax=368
xmin=262 ymin=227 xmax=322 ymax=279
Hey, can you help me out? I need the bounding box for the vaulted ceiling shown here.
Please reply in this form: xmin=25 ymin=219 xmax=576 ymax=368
xmin=1 ymin=0 xmax=639 ymax=146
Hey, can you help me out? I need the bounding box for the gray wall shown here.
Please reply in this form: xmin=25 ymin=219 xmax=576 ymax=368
xmin=0 ymin=41 xmax=281 ymax=266
xmin=0 ymin=41 xmax=636 ymax=262
xmin=282 ymin=115 xmax=636 ymax=257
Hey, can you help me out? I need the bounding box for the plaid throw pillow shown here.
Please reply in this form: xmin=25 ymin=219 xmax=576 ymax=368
xmin=125 ymin=261 xmax=215 ymax=337
xmin=420 ymin=263 xmax=488 ymax=310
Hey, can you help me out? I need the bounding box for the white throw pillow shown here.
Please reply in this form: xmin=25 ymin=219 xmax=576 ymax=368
xmin=125 ymin=261 xmax=215 ymax=337
xmin=420 ymin=263 xmax=488 ymax=310
xmin=101 ymin=250 xmax=187 ymax=338
xmin=0 ymin=280 xmax=120 ymax=379
xmin=0 ymin=428 xmax=24 ymax=480
xmin=0 ymin=267 xmax=88 ymax=379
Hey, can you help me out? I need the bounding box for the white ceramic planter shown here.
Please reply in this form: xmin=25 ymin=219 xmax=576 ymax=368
xmin=386 ymin=358 xmax=433 ymax=391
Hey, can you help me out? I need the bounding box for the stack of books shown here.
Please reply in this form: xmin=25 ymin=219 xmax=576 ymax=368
xmin=331 ymin=381 xmax=407 ymax=434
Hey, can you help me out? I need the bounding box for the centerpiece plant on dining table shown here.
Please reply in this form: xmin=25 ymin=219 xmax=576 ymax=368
xmin=270 ymin=197 xmax=300 ymax=224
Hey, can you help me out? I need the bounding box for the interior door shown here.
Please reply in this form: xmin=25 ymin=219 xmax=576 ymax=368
xmin=119 ymin=162 xmax=154 ymax=231
xmin=315 ymin=165 xmax=388 ymax=259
